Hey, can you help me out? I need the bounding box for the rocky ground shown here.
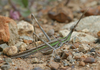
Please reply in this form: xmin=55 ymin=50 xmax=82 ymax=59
xmin=0 ymin=0 xmax=100 ymax=70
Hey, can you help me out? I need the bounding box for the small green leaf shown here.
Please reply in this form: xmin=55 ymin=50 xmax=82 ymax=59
xmin=20 ymin=9 xmax=31 ymax=17
xmin=22 ymin=0 xmax=28 ymax=8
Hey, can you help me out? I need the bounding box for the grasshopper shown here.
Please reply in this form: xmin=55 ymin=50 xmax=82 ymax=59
xmin=11 ymin=10 xmax=88 ymax=58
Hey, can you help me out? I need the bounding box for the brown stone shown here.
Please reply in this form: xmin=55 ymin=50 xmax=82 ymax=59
xmin=35 ymin=41 xmax=42 ymax=45
xmin=42 ymin=50 xmax=53 ymax=55
xmin=81 ymin=6 xmax=100 ymax=16
xmin=17 ymin=58 xmax=21 ymax=60
xmin=50 ymin=60 xmax=59 ymax=70
xmin=0 ymin=60 xmax=4 ymax=63
xmin=59 ymin=67 xmax=68 ymax=70
xmin=48 ymin=3 xmax=73 ymax=23
xmin=61 ymin=51 xmax=71 ymax=59
xmin=81 ymin=55 xmax=87 ymax=59
xmin=17 ymin=68 xmax=24 ymax=70
xmin=71 ymin=43 xmax=79 ymax=49
xmin=74 ymin=56 xmax=82 ymax=60
xmin=84 ymin=57 xmax=96 ymax=63
xmin=79 ymin=61 xmax=85 ymax=66
xmin=23 ymin=40 xmax=32 ymax=44
xmin=0 ymin=15 xmax=19 ymax=46
xmin=97 ymin=31 xmax=100 ymax=37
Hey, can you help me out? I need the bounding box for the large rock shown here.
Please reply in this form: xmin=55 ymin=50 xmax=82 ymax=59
xmin=17 ymin=20 xmax=34 ymax=37
xmin=0 ymin=15 xmax=19 ymax=46
xmin=62 ymin=16 xmax=100 ymax=36
xmin=48 ymin=2 xmax=73 ymax=23
xmin=59 ymin=30 xmax=97 ymax=42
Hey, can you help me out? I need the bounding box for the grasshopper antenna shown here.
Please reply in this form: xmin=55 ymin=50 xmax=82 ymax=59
xmin=64 ymin=8 xmax=90 ymax=41
xmin=31 ymin=14 xmax=51 ymax=41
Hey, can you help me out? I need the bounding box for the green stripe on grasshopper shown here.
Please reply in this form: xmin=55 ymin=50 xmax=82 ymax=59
xmin=30 ymin=33 xmax=72 ymax=54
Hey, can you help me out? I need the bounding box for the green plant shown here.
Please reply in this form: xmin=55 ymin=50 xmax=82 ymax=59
xmin=12 ymin=0 xmax=31 ymax=17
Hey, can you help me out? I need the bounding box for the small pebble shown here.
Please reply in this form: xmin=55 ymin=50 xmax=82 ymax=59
xmin=0 ymin=43 xmax=9 ymax=52
xmin=0 ymin=52 xmax=3 ymax=55
xmin=1 ymin=63 xmax=10 ymax=70
xmin=4 ymin=58 xmax=12 ymax=63
xmin=12 ymin=62 xmax=16 ymax=66
xmin=35 ymin=41 xmax=42 ymax=45
xmin=17 ymin=68 xmax=24 ymax=70
xmin=84 ymin=57 xmax=96 ymax=63
xmin=79 ymin=61 xmax=85 ymax=66
xmin=97 ymin=31 xmax=100 ymax=37
xmin=38 ymin=33 xmax=43 ymax=37
xmin=86 ymin=64 xmax=90 ymax=67
xmin=3 ymin=46 xmax=18 ymax=56
xmin=63 ymin=60 xmax=71 ymax=66
xmin=82 ymin=28 xmax=89 ymax=33
xmin=47 ymin=29 xmax=55 ymax=37
xmin=61 ymin=51 xmax=71 ymax=59
xmin=78 ymin=44 xmax=89 ymax=52
xmin=19 ymin=43 xmax=27 ymax=52
xmin=54 ymin=56 xmax=61 ymax=62
xmin=90 ymin=48 xmax=95 ymax=52
xmin=42 ymin=50 xmax=53 ymax=55
xmin=49 ymin=60 xmax=59 ymax=69
xmin=67 ymin=55 xmax=75 ymax=63
xmin=72 ymin=36 xmax=80 ymax=43
xmin=0 ymin=60 xmax=4 ymax=63
xmin=73 ymin=52 xmax=82 ymax=60
xmin=32 ymin=58 xmax=43 ymax=64
xmin=70 ymin=43 xmax=79 ymax=49
xmin=33 ymin=67 xmax=43 ymax=70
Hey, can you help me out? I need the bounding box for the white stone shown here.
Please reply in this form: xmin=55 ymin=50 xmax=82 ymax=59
xmin=32 ymin=58 xmax=39 ymax=63
xmin=59 ymin=29 xmax=97 ymax=42
xmin=80 ymin=0 xmax=87 ymax=3
xmin=3 ymin=46 xmax=18 ymax=56
xmin=20 ymin=36 xmax=33 ymax=41
xmin=73 ymin=52 xmax=83 ymax=58
xmin=78 ymin=44 xmax=90 ymax=52
xmin=82 ymin=44 xmax=90 ymax=50
xmin=82 ymin=28 xmax=89 ymax=33
xmin=19 ymin=43 xmax=27 ymax=52
xmin=86 ymin=1 xmax=97 ymax=7
xmin=62 ymin=16 xmax=100 ymax=36
xmin=15 ymin=42 xmax=23 ymax=47
xmin=17 ymin=20 xmax=34 ymax=36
